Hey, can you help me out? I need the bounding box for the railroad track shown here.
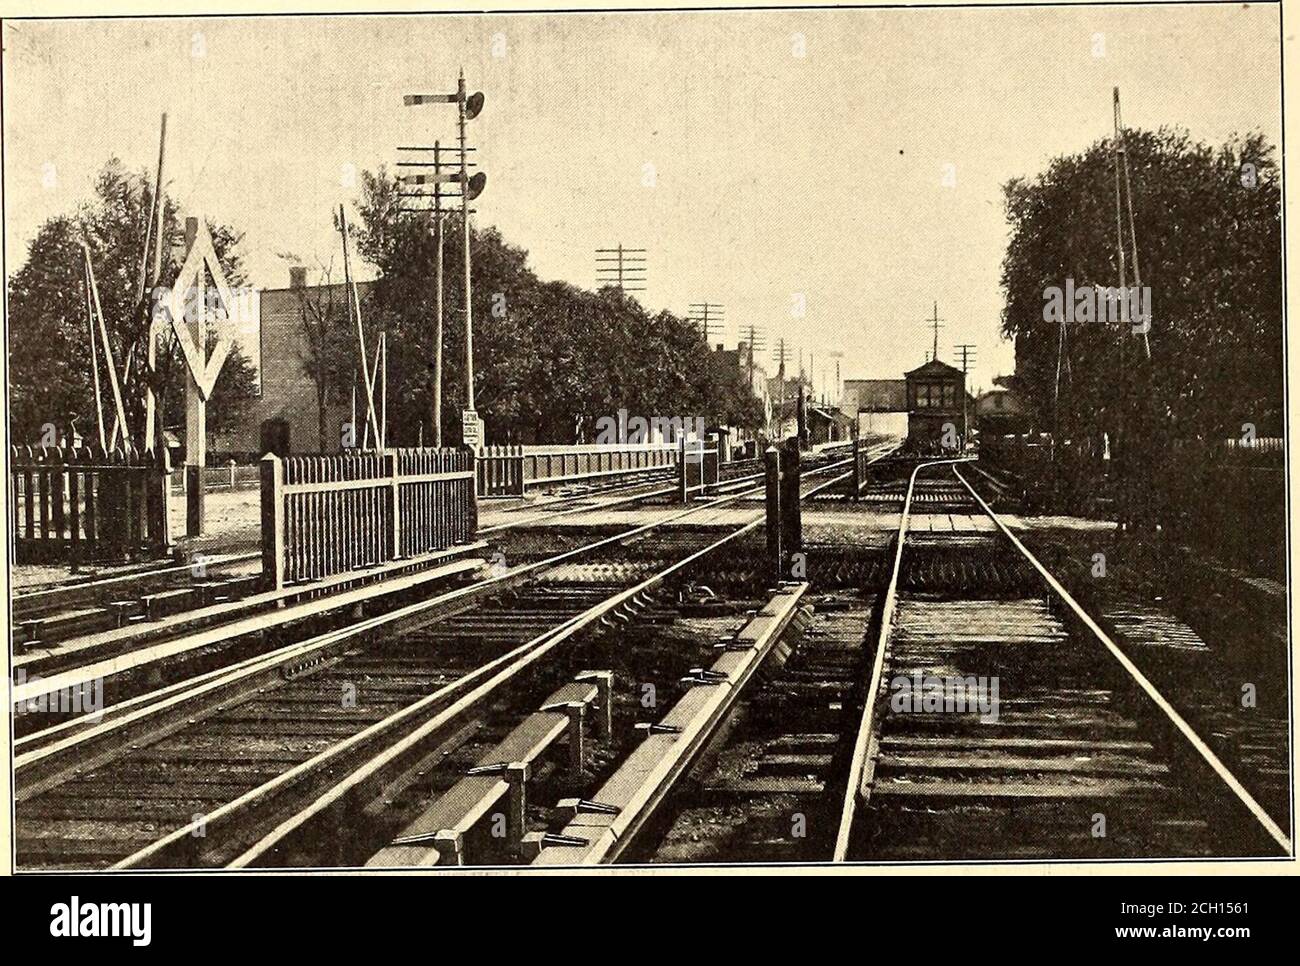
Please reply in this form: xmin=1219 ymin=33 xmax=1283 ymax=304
xmin=13 ymin=447 xmax=872 ymax=870
xmin=11 ymin=551 xmax=262 ymax=650
xmin=833 ymin=460 xmax=1292 ymax=862
xmin=13 ymin=443 xmax=882 ymax=717
xmin=529 ymin=456 xmax=1291 ymax=866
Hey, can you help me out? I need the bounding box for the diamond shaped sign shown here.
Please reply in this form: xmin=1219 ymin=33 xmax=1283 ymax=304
xmin=163 ymin=218 xmax=237 ymax=401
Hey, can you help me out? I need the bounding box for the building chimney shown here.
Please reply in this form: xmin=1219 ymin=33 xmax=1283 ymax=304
xmin=290 ymin=266 xmax=308 ymax=289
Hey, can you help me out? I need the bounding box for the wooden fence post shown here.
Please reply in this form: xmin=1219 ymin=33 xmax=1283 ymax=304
xmin=852 ymin=435 xmax=862 ymax=501
xmin=155 ymin=448 xmax=173 ymax=555
xmin=782 ymin=438 xmax=802 ymax=556
xmin=260 ymin=453 xmax=285 ymax=591
xmin=765 ymin=444 xmax=782 ymax=579
xmin=678 ymin=436 xmax=688 ymax=503
xmin=385 ymin=450 xmax=402 ymax=560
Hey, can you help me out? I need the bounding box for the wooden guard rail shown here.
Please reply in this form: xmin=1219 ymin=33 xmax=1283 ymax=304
xmin=477 ymin=443 xmax=679 ymax=497
xmin=260 ymin=448 xmax=476 ymax=591
xmin=9 ymin=445 xmax=171 ymax=566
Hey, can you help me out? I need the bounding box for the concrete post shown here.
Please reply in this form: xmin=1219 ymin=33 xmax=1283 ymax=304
xmin=576 ymin=670 xmax=614 ymax=741
xmin=563 ymin=702 xmax=586 ymax=779
xmin=505 ymin=761 xmax=530 ymax=849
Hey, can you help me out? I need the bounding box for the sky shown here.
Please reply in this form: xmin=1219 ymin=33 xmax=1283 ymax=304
xmin=1 ymin=4 xmax=1283 ymax=396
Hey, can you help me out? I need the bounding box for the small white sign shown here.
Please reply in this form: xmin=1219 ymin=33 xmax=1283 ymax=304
xmin=462 ymin=409 xmax=483 ymax=450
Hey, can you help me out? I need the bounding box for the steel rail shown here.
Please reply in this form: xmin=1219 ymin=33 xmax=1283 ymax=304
xmin=13 ymin=551 xmax=260 ymax=614
xmin=19 ymin=443 xmax=882 ymax=757
xmin=832 ymin=458 xmax=967 ymax=860
xmin=224 ymin=454 xmax=876 ymax=867
xmin=18 ymin=448 xmax=869 ymax=842
xmin=951 ymin=464 xmax=1292 ymax=855
xmin=225 ymin=519 xmax=770 ymax=867
xmin=165 ymin=451 xmax=866 ymax=867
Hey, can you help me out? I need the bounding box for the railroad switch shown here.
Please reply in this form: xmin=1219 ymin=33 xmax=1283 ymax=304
xmin=681 ymin=667 xmax=727 ymax=686
xmin=556 ymin=798 xmax=620 ymax=819
xmin=635 ymin=721 xmax=683 ymax=736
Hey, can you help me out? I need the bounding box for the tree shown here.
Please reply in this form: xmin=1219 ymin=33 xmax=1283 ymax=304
xmin=6 ymin=158 xmax=253 ymax=449
xmin=287 ymin=253 xmax=354 ymax=451
xmin=1000 ymin=128 xmax=1282 ymax=456
xmin=349 ymin=167 xmax=767 ymax=445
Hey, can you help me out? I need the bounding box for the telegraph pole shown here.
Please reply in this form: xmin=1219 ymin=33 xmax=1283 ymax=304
xmin=826 ymin=350 xmax=844 ymax=407
xmin=688 ymin=302 xmax=725 ymax=344
xmin=925 ymin=302 xmax=945 ymax=363
xmin=773 ymin=338 xmax=790 ymax=404
xmin=401 ymin=72 xmax=486 ymax=446
xmin=596 ymin=245 xmax=647 ymax=293
xmin=954 ymin=343 xmax=977 ymax=375
xmin=740 ymin=323 xmax=766 ymax=391
xmin=955 ymin=343 xmax=976 ymax=447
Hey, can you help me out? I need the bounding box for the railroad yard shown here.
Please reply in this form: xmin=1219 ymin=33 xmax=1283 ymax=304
xmin=3 ymin=6 xmax=1290 ymax=885
xmin=8 ymin=439 xmax=1291 ymax=869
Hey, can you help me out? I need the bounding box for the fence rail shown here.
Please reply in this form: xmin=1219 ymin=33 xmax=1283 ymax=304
xmin=261 ymin=448 xmax=476 ymax=590
xmin=169 ymin=462 xmax=261 ymax=494
xmin=9 ymin=445 xmax=171 ymax=565
xmin=478 ymin=443 xmax=680 ymax=497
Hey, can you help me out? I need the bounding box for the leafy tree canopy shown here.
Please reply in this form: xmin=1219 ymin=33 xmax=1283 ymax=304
xmin=350 ymin=168 xmax=765 ymax=445
xmin=7 ymin=158 xmax=251 ymax=448
xmin=1000 ymin=128 xmax=1281 ymax=450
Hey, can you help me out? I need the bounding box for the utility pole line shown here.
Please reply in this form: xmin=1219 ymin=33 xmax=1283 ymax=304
xmin=688 ymin=302 xmax=724 ymax=344
xmin=925 ymin=302 xmax=945 ymax=363
xmin=595 ymin=245 xmax=647 ymax=293
xmin=954 ymin=343 xmax=977 ymax=375
xmin=740 ymin=323 xmax=766 ymax=392
xmin=773 ymin=338 xmax=790 ymax=404
xmin=955 ymin=343 xmax=977 ymax=451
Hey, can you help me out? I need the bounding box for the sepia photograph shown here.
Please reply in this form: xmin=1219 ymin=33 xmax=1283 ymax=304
xmin=0 ymin=0 xmax=1293 ymax=908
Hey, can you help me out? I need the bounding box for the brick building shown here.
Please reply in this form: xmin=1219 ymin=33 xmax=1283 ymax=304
xmin=217 ymin=268 xmax=373 ymax=456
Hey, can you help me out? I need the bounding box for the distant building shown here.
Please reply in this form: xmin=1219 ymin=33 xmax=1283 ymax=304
xmin=712 ymin=340 xmax=772 ymax=447
xmin=842 ymin=377 xmax=909 ymax=440
xmin=216 ymin=268 xmax=372 ymax=456
xmin=769 ymin=397 xmax=853 ymax=447
xmin=905 ymin=358 xmax=966 ymax=449
xmin=975 ymin=386 xmax=1031 ymax=436
xmin=842 ymin=378 xmax=907 ymax=414
xmin=807 ymin=405 xmax=855 ymax=446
